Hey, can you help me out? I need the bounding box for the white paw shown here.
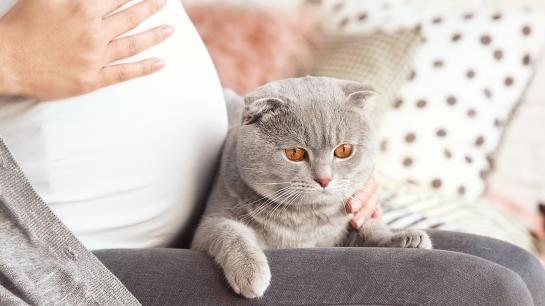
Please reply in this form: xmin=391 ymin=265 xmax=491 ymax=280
xmin=224 ymin=255 xmax=271 ymax=298
xmin=386 ymin=229 xmax=433 ymax=249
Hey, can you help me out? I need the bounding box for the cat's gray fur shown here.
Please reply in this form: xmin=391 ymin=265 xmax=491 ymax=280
xmin=191 ymin=77 xmax=432 ymax=298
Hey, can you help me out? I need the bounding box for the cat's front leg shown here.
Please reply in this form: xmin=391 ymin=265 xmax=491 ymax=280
xmin=345 ymin=219 xmax=432 ymax=249
xmin=191 ymin=216 xmax=271 ymax=298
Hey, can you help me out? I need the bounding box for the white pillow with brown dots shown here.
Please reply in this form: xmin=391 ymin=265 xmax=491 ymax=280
xmin=320 ymin=0 xmax=545 ymax=200
xmin=317 ymin=0 xmax=420 ymax=34
xmin=375 ymin=6 xmax=545 ymax=200
xmin=321 ymin=0 xmax=545 ymax=200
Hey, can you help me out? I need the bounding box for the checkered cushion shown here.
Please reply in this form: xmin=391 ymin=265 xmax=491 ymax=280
xmin=309 ymin=29 xmax=421 ymax=123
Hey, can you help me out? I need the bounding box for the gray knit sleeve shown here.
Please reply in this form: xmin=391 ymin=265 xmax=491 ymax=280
xmin=0 ymin=138 xmax=140 ymax=305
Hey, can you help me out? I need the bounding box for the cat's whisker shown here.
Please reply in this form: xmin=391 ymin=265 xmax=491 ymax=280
xmin=262 ymin=196 xmax=290 ymax=222
xmin=233 ymin=187 xmax=292 ymax=224
xmin=254 ymin=181 xmax=292 ymax=185
xmin=263 ymin=188 xmax=304 ymax=222
xmin=239 ymin=187 xmax=294 ymax=224
xmin=240 ymin=198 xmax=278 ymax=223
xmin=263 ymin=189 xmax=297 ymax=213
xmin=273 ymin=192 xmax=304 ymax=221
xmin=281 ymin=191 xmax=304 ymax=212
xmin=236 ymin=164 xmax=258 ymax=170
xmin=295 ymin=193 xmax=306 ymax=211
xmin=250 ymin=194 xmax=287 ymax=219
xmin=265 ymin=190 xmax=300 ymax=221
xmin=237 ymin=186 xmax=292 ymax=208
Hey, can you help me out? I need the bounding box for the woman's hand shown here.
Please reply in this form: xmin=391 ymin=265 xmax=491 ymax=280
xmin=346 ymin=175 xmax=382 ymax=229
xmin=0 ymin=0 xmax=173 ymax=100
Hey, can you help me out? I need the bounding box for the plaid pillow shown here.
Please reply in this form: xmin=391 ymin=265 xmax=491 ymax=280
xmin=309 ymin=29 xmax=421 ymax=123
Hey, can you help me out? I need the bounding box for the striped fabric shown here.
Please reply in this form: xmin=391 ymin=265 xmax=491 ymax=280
xmin=377 ymin=171 xmax=541 ymax=255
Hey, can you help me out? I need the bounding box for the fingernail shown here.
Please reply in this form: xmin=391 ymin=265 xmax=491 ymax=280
xmin=356 ymin=217 xmax=365 ymax=227
xmin=350 ymin=219 xmax=359 ymax=229
xmin=162 ymin=25 xmax=174 ymax=37
xmin=156 ymin=0 xmax=167 ymax=7
xmin=351 ymin=199 xmax=362 ymax=211
xmin=153 ymin=59 xmax=165 ymax=71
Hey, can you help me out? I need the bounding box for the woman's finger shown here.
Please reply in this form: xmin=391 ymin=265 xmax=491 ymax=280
xmin=105 ymin=25 xmax=174 ymax=63
xmin=357 ymin=192 xmax=379 ymax=218
xmin=371 ymin=204 xmax=382 ymax=219
xmin=99 ymin=0 xmax=134 ymax=16
xmin=346 ymin=197 xmax=362 ymax=213
xmin=103 ymin=0 xmax=167 ymax=39
xmin=350 ymin=192 xmax=379 ymax=229
xmin=99 ymin=58 xmax=165 ymax=87
xmin=346 ymin=177 xmax=378 ymax=213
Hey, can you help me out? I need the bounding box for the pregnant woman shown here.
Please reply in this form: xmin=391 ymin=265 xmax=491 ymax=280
xmin=0 ymin=1 xmax=543 ymax=305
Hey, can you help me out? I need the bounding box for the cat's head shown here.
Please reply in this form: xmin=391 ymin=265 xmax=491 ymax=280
xmin=237 ymin=76 xmax=377 ymax=206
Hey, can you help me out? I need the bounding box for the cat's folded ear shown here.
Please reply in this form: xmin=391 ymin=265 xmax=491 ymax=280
xmin=242 ymin=96 xmax=286 ymax=125
xmin=341 ymin=82 xmax=377 ymax=113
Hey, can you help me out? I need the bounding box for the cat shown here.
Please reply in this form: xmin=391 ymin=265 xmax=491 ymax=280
xmin=191 ymin=76 xmax=432 ymax=298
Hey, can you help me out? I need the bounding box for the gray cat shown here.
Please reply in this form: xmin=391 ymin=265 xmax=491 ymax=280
xmin=191 ymin=77 xmax=432 ymax=298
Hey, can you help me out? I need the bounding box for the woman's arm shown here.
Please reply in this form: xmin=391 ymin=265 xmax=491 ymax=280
xmin=0 ymin=138 xmax=140 ymax=305
xmin=0 ymin=0 xmax=172 ymax=100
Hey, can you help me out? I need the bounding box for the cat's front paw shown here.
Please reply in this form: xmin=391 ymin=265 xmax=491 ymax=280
xmin=224 ymin=253 xmax=271 ymax=298
xmin=383 ymin=229 xmax=432 ymax=249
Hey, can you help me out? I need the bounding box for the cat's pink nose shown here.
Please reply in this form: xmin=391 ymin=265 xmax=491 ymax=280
xmin=315 ymin=178 xmax=331 ymax=188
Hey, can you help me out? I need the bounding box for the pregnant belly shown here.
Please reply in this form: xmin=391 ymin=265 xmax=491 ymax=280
xmin=0 ymin=0 xmax=228 ymax=249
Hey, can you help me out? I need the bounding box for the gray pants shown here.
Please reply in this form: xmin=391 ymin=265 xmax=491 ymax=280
xmin=95 ymin=231 xmax=545 ymax=306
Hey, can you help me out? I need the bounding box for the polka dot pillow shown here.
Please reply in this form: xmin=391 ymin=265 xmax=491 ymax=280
xmin=317 ymin=0 xmax=421 ymax=34
xmin=318 ymin=0 xmax=545 ymax=200
xmin=374 ymin=6 xmax=545 ymax=200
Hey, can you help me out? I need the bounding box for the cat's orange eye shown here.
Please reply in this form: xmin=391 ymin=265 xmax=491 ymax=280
xmin=334 ymin=144 xmax=353 ymax=159
xmin=285 ymin=148 xmax=306 ymax=161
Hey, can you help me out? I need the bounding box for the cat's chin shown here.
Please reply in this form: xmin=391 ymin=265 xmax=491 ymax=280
xmin=303 ymin=192 xmax=349 ymax=206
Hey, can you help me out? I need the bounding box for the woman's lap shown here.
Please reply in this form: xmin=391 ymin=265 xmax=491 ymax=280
xmin=430 ymin=230 xmax=545 ymax=304
xmin=94 ymin=231 xmax=544 ymax=306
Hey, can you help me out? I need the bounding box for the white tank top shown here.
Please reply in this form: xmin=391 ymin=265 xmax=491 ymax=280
xmin=0 ymin=1 xmax=228 ymax=250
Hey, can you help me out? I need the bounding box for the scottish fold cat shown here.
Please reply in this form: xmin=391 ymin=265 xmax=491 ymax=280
xmin=191 ymin=77 xmax=432 ymax=298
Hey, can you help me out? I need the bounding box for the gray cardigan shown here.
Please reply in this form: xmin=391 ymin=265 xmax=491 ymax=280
xmin=0 ymin=138 xmax=140 ymax=305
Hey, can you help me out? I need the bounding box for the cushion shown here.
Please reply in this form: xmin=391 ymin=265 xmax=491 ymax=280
xmin=308 ymin=1 xmax=422 ymax=123
xmin=488 ymin=52 xmax=545 ymax=212
xmin=312 ymin=0 xmax=545 ymax=200
xmin=186 ymin=3 xmax=318 ymax=95
xmin=371 ymin=4 xmax=545 ymax=200
xmin=378 ymin=173 xmax=541 ymax=255
xmin=309 ymin=31 xmax=421 ymax=123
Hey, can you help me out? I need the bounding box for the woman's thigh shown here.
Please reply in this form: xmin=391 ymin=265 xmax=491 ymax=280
xmin=430 ymin=230 xmax=545 ymax=305
xmin=94 ymin=231 xmax=538 ymax=305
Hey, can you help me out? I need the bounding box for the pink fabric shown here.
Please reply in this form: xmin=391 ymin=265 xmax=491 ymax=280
xmin=186 ymin=4 xmax=317 ymax=95
xmin=484 ymin=192 xmax=545 ymax=240
xmin=484 ymin=192 xmax=545 ymax=266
